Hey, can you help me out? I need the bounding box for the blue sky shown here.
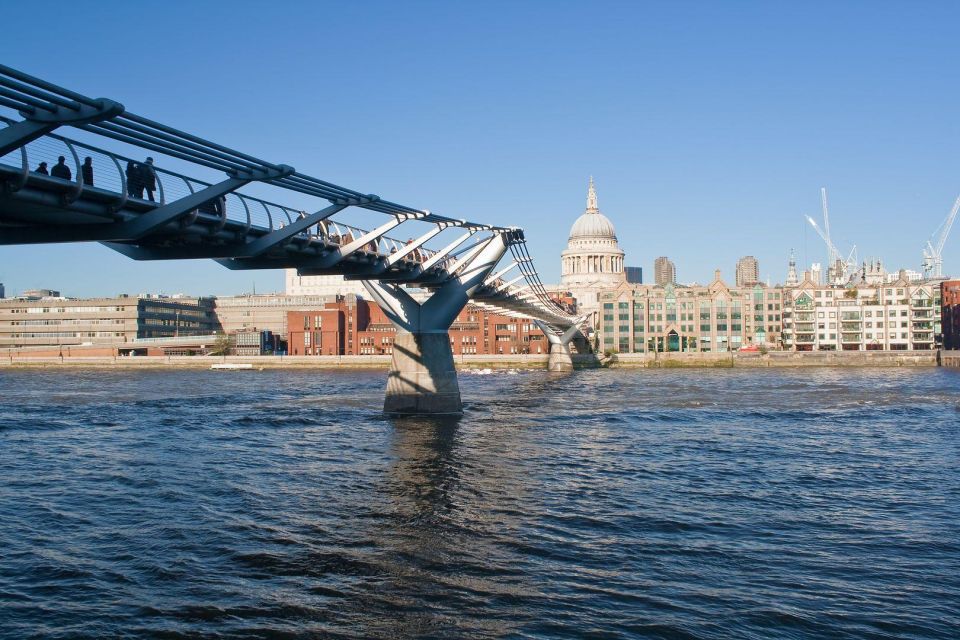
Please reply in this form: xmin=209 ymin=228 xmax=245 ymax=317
xmin=1 ymin=1 xmax=958 ymax=297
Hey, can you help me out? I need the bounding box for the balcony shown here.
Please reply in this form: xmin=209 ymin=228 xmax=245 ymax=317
xmin=841 ymin=334 xmax=862 ymax=343
xmin=795 ymin=334 xmax=816 ymax=343
xmin=841 ymin=323 xmax=861 ymax=331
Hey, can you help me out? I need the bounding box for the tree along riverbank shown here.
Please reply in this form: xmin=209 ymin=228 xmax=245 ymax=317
xmin=0 ymin=351 xmax=944 ymax=369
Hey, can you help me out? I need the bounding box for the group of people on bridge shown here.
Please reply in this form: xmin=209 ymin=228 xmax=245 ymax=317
xmin=124 ymin=158 xmax=157 ymax=201
xmin=35 ymin=156 xmax=94 ymax=186
xmin=35 ymin=155 xmax=156 ymax=200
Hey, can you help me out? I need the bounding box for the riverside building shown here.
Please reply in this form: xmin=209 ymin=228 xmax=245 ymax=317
xmin=0 ymin=294 xmax=216 ymax=349
xmin=288 ymin=298 xmax=548 ymax=356
xmin=781 ymin=272 xmax=941 ymax=351
xmin=212 ymin=293 xmax=344 ymax=339
xmin=939 ymin=280 xmax=960 ymax=350
xmin=595 ymin=270 xmax=783 ymax=353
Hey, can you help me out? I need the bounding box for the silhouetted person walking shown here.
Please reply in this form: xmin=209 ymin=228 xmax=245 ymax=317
xmin=50 ymin=156 xmax=71 ymax=180
xmin=36 ymin=162 xmax=48 ymax=175
xmin=140 ymin=157 xmax=157 ymax=201
xmin=81 ymin=157 xmax=93 ymax=186
xmin=126 ymin=160 xmax=140 ymax=197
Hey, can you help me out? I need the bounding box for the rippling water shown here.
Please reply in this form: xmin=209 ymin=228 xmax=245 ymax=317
xmin=1 ymin=367 xmax=958 ymax=638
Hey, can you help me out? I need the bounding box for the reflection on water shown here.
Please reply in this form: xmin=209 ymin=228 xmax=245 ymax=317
xmin=0 ymin=367 xmax=958 ymax=638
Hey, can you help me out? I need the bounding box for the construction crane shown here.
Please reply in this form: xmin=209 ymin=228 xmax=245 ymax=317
xmin=820 ymin=187 xmax=840 ymax=265
xmin=922 ymin=195 xmax=960 ymax=279
xmin=805 ymin=187 xmax=857 ymax=284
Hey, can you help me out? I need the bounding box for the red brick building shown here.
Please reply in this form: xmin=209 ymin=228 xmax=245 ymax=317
xmin=287 ymin=298 xmax=549 ymax=356
xmin=942 ymin=280 xmax=960 ymax=350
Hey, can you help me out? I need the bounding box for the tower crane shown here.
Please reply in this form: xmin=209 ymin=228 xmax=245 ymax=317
xmin=805 ymin=187 xmax=857 ymax=284
xmin=820 ymin=187 xmax=840 ymax=265
xmin=921 ymin=195 xmax=960 ymax=279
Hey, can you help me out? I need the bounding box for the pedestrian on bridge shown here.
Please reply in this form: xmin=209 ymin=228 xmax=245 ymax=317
xmin=140 ymin=157 xmax=157 ymax=202
xmin=81 ymin=157 xmax=93 ymax=186
xmin=50 ymin=156 xmax=71 ymax=181
xmin=125 ymin=160 xmax=141 ymax=197
xmin=35 ymin=162 xmax=48 ymax=175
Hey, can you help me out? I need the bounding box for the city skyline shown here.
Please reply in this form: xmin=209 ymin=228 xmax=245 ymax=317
xmin=2 ymin=2 xmax=959 ymax=296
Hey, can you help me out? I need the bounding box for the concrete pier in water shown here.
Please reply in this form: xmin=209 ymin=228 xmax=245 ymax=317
xmin=384 ymin=332 xmax=462 ymax=414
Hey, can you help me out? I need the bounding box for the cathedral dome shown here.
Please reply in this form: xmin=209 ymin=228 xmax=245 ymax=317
xmin=568 ymin=177 xmax=617 ymax=241
xmin=569 ymin=210 xmax=617 ymax=240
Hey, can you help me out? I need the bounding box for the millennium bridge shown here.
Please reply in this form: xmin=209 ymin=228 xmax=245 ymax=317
xmin=0 ymin=64 xmax=586 ymax=414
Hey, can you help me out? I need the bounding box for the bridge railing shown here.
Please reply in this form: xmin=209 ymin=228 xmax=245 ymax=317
xmin=0 ymin=116 xmax=431 ymax=260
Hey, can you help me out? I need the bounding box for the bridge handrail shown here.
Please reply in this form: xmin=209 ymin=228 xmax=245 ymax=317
xmin=0 ymin=115 xmax=431 ymax=257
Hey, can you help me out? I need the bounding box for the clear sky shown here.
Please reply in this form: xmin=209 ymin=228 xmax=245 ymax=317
xmin=1 ymin=1 xmax=958 ymax=297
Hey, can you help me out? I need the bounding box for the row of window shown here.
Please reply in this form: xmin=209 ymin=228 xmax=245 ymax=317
xmin=8 ymin=331 xmax=125 ymax=338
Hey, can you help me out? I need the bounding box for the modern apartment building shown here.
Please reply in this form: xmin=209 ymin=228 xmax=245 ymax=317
xmin=781 ymin=272 xmax=941 ymax=351
xmin=288 ymin=298 xmax=550 ymax=356
xmin=596 ymin=271 xmax=783 ymax=353
xmin=0 ymin=294 xmax=216 ymax=349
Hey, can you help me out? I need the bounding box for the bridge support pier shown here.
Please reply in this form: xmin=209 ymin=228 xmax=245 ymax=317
xmin=384 ymin=331 xmax=462 ymax=414
xmin=363 ymin=233 xmax=509 ymax=415
xmin=535 ymin=319 xmax=586 ymax=372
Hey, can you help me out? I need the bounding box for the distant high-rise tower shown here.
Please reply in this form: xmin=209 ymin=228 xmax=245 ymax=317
xmin=653 ymin=256 xmax=676 ymax=286
xmin=624 ymin=266 xmax=643 ymax=284
xmin=785 ymin=250 xmax=799 ymax=286
xmin=735 ymin=256 xmax=760 ymax=287
xmin=810 ymin=262 xmax=823 ymax=285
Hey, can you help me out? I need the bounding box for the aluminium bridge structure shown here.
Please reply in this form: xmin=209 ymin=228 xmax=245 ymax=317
xmin=0 ymin=64 xmax=586 ymax=414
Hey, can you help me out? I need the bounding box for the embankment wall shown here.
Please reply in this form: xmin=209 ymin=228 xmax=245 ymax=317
xmin=0 ymin=351 xmax=943 ymax=369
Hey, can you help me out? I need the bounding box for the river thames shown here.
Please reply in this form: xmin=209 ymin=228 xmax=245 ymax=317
xmin=0 ymin=367 xmax=958 ymax=638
